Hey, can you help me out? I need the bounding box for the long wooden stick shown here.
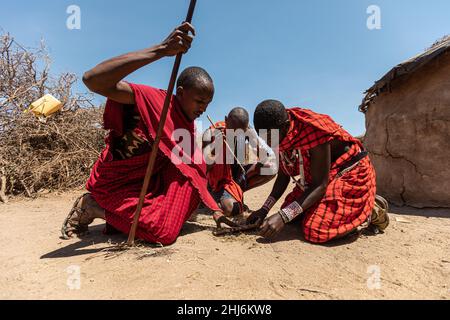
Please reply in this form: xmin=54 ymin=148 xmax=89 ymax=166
xmin=206 ymin=115 xmax=246 ymax=174
xmin=127 ymin=0 xmax=197 ymax=246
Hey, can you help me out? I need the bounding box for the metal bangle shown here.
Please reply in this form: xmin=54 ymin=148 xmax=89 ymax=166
xmin=280 ymin=201 xmax=304 ymax=223
xmin=278 ymin=210 xmax=290 ymax=224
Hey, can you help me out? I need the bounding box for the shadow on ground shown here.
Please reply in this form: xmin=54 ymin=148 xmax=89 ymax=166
xmin=40 ymin=225 xmax=127 ymax=259
xmin=179 ymin=221 xmax=216 ymax=237
xmin=390 ymin=205 xmax=450 ymax=218
xmin=254 ymin=223 xmax=380 ymax=247
xmin=42 ymin=217 xmax=215 ymax=260
xmin=42 ymin=210 xmax=392 ymax=260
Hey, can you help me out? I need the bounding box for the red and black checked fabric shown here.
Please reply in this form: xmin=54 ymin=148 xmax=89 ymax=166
xmin=206 ymin=121 xmax=244 ymax=206
xmin=279 ymin=108 xmax=376 ymax=243
xmin=102 ymin=83 xmax=220 ymax=212
xmin=87 ymin=149 xmax=199 ymax=245
xmin=85 ymin=84 xmax=221 ymax=245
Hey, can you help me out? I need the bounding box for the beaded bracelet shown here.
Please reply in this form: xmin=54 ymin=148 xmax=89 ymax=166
xmin=262 ymin=196 xmax=277 ymax=212
xmin=279 ymin=201 xmax=304 ymax=223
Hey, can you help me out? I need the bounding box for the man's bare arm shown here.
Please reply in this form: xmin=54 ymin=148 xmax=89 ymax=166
xmin=294 ymin=142 xmax=331 ymax=211
xmin=82 ymin=22 xmax=195 ymax=104
xmin=246 ymin=171 xmax=290 ymax=225
xmin=268 ymin=171 xmax=291 ymax=201
xmin=259 ymin=143 xmax=331 ymax=238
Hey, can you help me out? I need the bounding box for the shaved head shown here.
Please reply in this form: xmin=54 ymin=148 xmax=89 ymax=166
xmin=177 ymin=66 xmax=214 ymax=94
xmin=254 ymin=100 xmax=288 ymax=131
xmin=226 ymin=107 xmax=249 ymax=130
xmin=176 ymin=67 xmax=215 ymax=121
xmin=254 ymin=99 xmax=291 ymax=142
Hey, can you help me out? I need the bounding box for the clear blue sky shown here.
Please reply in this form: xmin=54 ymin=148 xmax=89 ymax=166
xmin=1 ymin=0 xmax=449 ymax=135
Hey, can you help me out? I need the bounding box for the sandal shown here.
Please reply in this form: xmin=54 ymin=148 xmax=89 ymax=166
xmin=370 ymin=195 xmax=390 ymax=232
xmin=61 ymin=193 xmax=95 ymax=239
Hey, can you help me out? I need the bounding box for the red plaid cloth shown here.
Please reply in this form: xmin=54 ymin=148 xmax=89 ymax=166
xmin=87 ymin=150 xmax=199 ymax=245
xmin=206 ymin=121 xmax=244 ymax=207
xmin=86 ymin=84 xmax=219 ymax=245
xmin=279 ymin=108 xmax=376 ymax=243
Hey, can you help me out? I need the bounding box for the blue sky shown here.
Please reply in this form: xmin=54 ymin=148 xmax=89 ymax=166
xmin=1 ymin=0 xmax=449 ymax=135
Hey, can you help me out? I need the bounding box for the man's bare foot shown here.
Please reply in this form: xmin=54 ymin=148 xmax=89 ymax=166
xmin=61 ymin=193 xmax=106 ymax=239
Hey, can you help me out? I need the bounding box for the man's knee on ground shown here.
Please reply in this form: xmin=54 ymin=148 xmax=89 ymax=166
xmin=149 ymin=222 xmax=184 ymax=246
xmin=154 ymin=231 xmax=179 ymax=246
xmin=302 ymin=224 xmax=351 ymax=245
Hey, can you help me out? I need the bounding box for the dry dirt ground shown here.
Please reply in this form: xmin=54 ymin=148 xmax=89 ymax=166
xmin=1 ymin=181 xmax=449 ymax=300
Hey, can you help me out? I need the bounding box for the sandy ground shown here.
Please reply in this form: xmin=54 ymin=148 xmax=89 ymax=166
xmin=0 ymin=181 xmax=449 ymax=300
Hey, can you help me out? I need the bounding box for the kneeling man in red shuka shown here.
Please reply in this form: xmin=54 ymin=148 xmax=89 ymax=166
xmin=247 ymin=100 xmax=389 ymax=243
xmin=61 ymin=23 xmax=223 ymax=245
xmin=203 ymin=107 xmax=276 ymax=217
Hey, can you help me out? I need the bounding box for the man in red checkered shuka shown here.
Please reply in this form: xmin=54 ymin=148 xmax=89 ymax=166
xmin=61 ymin=22 xmax=225 ymax=245
xmin=247 ymin=100 xmax=388 ymax=244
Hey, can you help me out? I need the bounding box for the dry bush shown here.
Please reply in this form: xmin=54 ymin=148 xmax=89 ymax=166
xmin=0 ymin=33 xmax=105 ymax=201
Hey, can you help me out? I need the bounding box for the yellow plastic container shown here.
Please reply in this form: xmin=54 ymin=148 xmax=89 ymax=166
xmin=28 ymin=94 xmax=63 ymax=117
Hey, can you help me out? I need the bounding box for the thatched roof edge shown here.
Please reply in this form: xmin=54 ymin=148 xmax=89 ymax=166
xmin=359 ymin=37 xmax=450 ymax=113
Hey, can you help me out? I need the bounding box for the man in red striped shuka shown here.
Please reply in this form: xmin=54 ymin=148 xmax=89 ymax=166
xmin=203 ymin=108 xmax=276 ymax=217
xmin=247 ymin=100 xmax=389 ymax=244
xmin=61 ymin=22 xmax=224 ymax=245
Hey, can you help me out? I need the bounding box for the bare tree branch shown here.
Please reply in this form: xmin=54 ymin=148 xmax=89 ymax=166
xmin=0 ymin=32 xmax=105 ymax=198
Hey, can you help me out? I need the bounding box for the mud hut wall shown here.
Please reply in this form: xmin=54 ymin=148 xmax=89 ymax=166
xmin=364 ymin=52 xmax=450 ymax=208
